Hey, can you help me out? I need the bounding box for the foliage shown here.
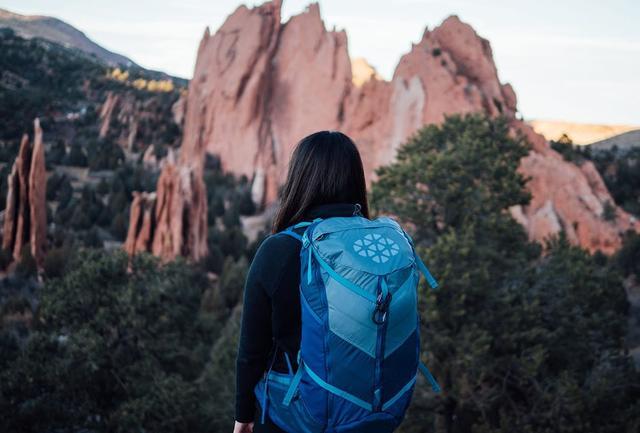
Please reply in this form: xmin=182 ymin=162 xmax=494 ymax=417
xmin=15 ymin=249 xmax=38 ymax=279
xmin=0 ymin=247 xmax=12 ymax=270
xmin=372 ymin=115 xmax=531 ymax=243
xmin=590 ymin=146 xmax=640 ymax=218
xmin=0 ymin=250 xmax=219 ymax=432
xmin=199 ymin=307 xmax=243 ymax=432
xmin=549 ymin=133 xmax=591 ymax=164
xmin=372 ymin=115 xmax=640 ymax=433
xmin=65 ymin=142 xmax=89 ymax=167
xmin=0 ymin=28 xmax=105 ymax=140
xmin=0 ymin=28 xmax=185 ymax=223
xmin=616 ymin=230 xmax=640 ymax=280
xmin=42 ymin=247 xmax=69 ymax=279
xmin=602 ymin=200 xmax=617 ymax=222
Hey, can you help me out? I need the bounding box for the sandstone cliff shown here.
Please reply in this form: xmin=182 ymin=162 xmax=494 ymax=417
xmin=2 ymin=118 xmax=47 ymax=268
xmin=179 ymin=1 xmax=637 ymax=253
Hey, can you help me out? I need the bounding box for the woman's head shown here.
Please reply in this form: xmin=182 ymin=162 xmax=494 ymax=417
xmin=273 ymin=131 xmax=369 ymax=232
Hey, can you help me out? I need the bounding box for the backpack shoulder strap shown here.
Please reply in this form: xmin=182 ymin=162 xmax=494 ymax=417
xmin=279 ymin=219 xmax=321 ymax=242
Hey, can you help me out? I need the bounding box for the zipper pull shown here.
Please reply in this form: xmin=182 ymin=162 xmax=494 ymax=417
xmin=353 ymin=203 xmax=362 ymax=216
xmin=372 ymin=278 xmax=392 ymax=325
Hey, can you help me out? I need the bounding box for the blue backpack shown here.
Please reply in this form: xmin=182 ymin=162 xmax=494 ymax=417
xmin=255 ymin=216 xmax=440 ymax=433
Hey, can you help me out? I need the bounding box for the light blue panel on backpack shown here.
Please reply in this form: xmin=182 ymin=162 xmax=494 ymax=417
xmin=385 ymin=271 xmax=419 ymax=358
xmin=386 ymin=266 xmax=413 ymax=295
xmin=324 ymin=276 xmax=377 ymax=357
xmin=311 ymin=216 xmax=403 ymax=241
xmin=310 ymin=216 xmax=372 ymax=239
xmin=311 ymin=218 xmax=414 ymax=276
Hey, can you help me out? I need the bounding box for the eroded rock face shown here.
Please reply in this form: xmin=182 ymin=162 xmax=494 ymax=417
xmin=99 ymin=91 xmax=119 ymax=139
xmin=124 ymin=158 xmax=208 ymax=262
xmin=510 ymin=121 xmax=637 ymax=253
xmin=2 ymin=118 xmax=47 ymax=268
xmin=182 ymin=1 xmax=637 ymax=253
xmin=124 ymin=191 xmax=156 ymax=255
xmin=182 ymin=0 xmax=350 ymax=206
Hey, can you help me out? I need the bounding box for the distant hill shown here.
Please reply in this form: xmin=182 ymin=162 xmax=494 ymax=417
xmin=0 ymin=8 xmax=137 ymax=67
xmin=529 ymin=119 xmax=639 ymax=145
xmin=587 ymin=129 xmax=640 ymax=152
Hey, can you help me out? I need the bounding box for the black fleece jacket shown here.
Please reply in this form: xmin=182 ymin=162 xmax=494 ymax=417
xmin=235 ymin=203 xmax=362 ymax=422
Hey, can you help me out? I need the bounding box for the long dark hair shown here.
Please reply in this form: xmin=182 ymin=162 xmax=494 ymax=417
xmin=273 ymin=131 xmax=369 ymax=233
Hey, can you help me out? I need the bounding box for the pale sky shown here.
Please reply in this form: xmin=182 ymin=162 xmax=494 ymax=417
xmin=2 ymin=0 xmax=639 ymax=125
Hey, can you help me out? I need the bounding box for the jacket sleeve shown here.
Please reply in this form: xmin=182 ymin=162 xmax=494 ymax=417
xmin=235 ymin=234 xmax=295 ymax=422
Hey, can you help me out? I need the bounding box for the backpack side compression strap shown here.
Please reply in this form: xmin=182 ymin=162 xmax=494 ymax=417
xmin=414 ymin=251 xmax=439 ymax=290
xmin=418 ymin=362 xmax=441 ymax=392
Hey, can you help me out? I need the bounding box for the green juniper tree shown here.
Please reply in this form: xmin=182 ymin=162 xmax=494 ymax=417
xmin=372 ymin=115 xmax=640 ymax=433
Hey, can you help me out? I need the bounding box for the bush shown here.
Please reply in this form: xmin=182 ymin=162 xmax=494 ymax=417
xmin=0 ymin=251 xmax=218 ymax=432
xmin=603 ymin=199 xmax=617 ymax=221
xmin=65 ymin=142 xmax=88 ymax=167
xmin=110 ymin=211 xmax=129 ymax=241
xmin=372 ymin=115 xmax=640 ymax=432
xmin=42 ymin=247 xmax=69 ymax=279
xmin=0 ymin=248 xmax=12 ymax=270
xmin=15 ymin=249 xmax=37 ymax=279
xmin=616 ymin=230 xmax=640 ymax=279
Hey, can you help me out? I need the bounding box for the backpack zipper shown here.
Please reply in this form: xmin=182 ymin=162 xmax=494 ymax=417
xmin=373 ymin=276 xmax=391 ymax=411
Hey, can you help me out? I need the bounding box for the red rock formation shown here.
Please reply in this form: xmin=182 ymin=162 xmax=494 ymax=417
xmin=171 ymin=91 xmax=187 ymax=127
xmin=124 ymin=191 xmax=156 ymax=255
xmin=510 ymin=121 xmax=637 ymax=253
xmin=180 ymin=1 xmax=637 ymax=253
xmin=181 ymin=1 xmax=350 ymax=206
xmin=29 ymin=119 xmax=47 ymax=264
xmin=124 ymin=153 xmax=208 ymax=262
xmin=99 ymin=91 xmax=119 ymax=139
xmin=2 ymin=118 xmax=47 ymax=267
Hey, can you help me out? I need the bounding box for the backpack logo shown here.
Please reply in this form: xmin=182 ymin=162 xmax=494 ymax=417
xmin=353 ymin=233 xmax=400 ymax=263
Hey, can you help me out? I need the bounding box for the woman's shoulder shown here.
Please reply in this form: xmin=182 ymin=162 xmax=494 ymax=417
xmin=252 ymin=232 xmax=301 ymax=265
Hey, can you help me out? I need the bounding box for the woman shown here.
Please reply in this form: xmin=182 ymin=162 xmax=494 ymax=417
xmin=233 ymin=131 xmax=369 ymax=433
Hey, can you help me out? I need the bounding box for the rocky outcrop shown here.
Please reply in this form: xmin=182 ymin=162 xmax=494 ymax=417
xmin=182 ymin=1 xmax=637 ymax=253
xmin=124 ymin=150 xmax=208 ymax=262
xmin=98 ymin=89 xmax=184 ymax=152
xmin=182 ymin=1 xmax=350 ymax=206
xmin=171 ymin=91 xmax=187 ymax=127
xmin=123 ymin=53 xmax=209 ymax=262
xmin=99 ymin=91 xmax=119 ymax=139
xmin=510 ymin=121 xmax=637 ymax=253
xmin=124 ymin=191 xmax=156 ymax=255
xmin=2 ymin=118 xmax=47 ymax=268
